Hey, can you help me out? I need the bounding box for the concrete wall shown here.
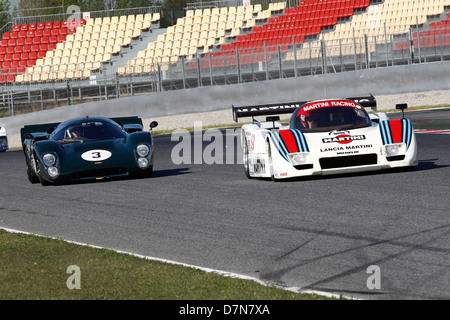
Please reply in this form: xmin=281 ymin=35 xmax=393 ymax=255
xmin=2 ymin=61 xmax=450 ymax=137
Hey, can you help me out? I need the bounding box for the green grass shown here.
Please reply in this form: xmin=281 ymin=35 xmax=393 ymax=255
xmin=0 ymin=229 xmax=337 ymax=300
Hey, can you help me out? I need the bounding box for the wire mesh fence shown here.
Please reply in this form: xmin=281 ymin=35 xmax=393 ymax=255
xmin=2 ymin=21 xmax=450 ymax=117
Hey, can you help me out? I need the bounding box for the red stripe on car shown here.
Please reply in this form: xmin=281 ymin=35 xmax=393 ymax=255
xmin=279 ymin=130 xmax=299 ymax=153
xmin=389 ymin=120 xmax=403 ymax=143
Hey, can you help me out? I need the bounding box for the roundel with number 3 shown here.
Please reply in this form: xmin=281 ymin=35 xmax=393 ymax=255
xmin=81 ymin=150 xmax=112 ymax=161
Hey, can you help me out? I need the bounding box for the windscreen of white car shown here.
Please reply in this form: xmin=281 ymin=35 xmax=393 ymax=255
xmin=292 ymin=100 xmax=372 ymax=133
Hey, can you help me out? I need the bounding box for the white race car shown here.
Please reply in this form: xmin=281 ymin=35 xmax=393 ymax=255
xmin=233 ymin=96 xmax=418 ymax=180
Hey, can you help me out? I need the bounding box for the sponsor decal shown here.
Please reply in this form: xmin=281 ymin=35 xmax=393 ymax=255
xmin=321 ymin=144 xmax=373 ymax=153
xmin=322 ymin=135 xmax=366 ymax=144
xmin=250 ymin=158 xmax=266 ymax=174
xmin=299 ymin=100 xmax=361 ymax=115
xmin=236 ymin=104 xmax=300 ymax=115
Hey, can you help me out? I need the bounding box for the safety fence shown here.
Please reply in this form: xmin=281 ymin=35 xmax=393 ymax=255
xmin=1 ymin=18 xmax=450 ymax=116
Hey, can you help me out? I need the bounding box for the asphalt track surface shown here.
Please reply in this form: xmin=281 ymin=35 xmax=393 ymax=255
xmin=0 ymin=109 xmax=449 ymax=300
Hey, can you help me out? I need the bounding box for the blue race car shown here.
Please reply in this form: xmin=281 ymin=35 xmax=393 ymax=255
xmin=21 ymin=116 xmax=158 ymax=185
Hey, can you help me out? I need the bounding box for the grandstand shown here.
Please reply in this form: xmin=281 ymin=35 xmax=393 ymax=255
xmin=1 ymin=0 xmax=450 ymax=113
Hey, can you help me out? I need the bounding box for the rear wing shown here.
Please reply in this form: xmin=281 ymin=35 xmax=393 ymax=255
xmin=110 ymin=116 xmax=143 ymax=133
xmin=232 ymin=95 xmax=377 ymax=122
xmin=20 ymin=122 xmax=61 ymax=145
xmin=110 ymin=116 xmax=143 ymax=127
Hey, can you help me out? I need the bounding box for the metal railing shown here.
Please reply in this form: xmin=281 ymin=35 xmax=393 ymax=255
xmin=2 ymin=6 xmax=450 ymax=116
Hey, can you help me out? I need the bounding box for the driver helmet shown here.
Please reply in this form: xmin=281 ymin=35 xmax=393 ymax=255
xmin=301 ymin=111 xmax=319 ymax=128
xmin=68 ymin=126 xmax=82 ymax=138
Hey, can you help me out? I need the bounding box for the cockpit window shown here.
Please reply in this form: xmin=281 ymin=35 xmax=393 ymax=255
xmin=291 ymin=100 xmax=371 ymax=132
xmin=52 ymin=121 xmax=127 ymax=142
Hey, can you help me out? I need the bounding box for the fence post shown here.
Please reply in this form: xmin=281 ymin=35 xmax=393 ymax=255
xmin=321 ymin=40 xmax=326 ymax=74
xmin=196 ymin=57 xmax=202 ymax=87
xmin=264 ymin=42 xmax=269 ymax=81
xmin=352 ymin=28 xmax=357 ymax=70
xmin=181 ymin=56 xmax=186 ymax=89
xmin=278 ymin=45 xmax=283 ymax=78
xmin=115 ymin=72 xmax=120 ymax=99
xmin=40 ymin=89 xmax=44 ymax=111
xmin=409 ymin=28 xmax=415 ymax=64
xmin=209 ymin=54 xmax=213 ymax=86
xmin=236 ymin=49 xmax=241 ymax=83
xmin=157 ymin=64 xmax=163 ymax=91
xmin=10 ymin=91 xmax=14 ymax=116
xmin=364 ymin=34 xmax=369 ymax=69
xmin=293 ymin=36 xmax=298 ymax=78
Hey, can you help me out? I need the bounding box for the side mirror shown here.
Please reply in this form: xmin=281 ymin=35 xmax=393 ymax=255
xmin=266 ymin=116 xmax=280 ymax=130
xmin=24 ymin=133 xmax=33 ymax=140
xmin=149 ymin=121 xmax=158 ymax=131
xmin=396 ymin=103 xmax=408 ymax=118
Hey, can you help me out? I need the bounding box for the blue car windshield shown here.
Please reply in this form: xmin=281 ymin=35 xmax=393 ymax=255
xmin=52 ymin=121 xmax=127 ymax=141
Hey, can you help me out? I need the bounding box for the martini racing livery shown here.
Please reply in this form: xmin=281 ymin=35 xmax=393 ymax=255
xmin=21 ymin=116 xmax=158 ymax=185
xmin=233 ymin=96 xmax=417 ymax=180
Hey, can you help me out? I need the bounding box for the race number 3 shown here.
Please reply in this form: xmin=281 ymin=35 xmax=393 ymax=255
xmin=81 ymin=150 xmax=112 ymax=161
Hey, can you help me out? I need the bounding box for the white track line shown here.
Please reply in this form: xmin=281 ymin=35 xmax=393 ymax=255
xmin=0 ymin=226 xmax=352 ymax=300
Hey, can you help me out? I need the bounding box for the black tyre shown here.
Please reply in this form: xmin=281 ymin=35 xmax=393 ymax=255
xmin=243 ymin=138 xmax=251 ymax=179
xmin=266 ymin=141 xmax=278 ymax=182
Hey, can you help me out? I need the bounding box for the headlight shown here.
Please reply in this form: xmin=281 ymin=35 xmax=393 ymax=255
xmin=288 ymin=152 xmax=311 ymax=166
xmin=42 ymin=153 xmax=56 ymax=167
xmin=385 ymin=143 xmax=406 ymax=157
xmin=136 ymin=144 xmax=150 ymax=157
xmin=137 ymin=157 xmax=149 ymax=169
xmin=47 ymin=166 xmax=59 ymax=178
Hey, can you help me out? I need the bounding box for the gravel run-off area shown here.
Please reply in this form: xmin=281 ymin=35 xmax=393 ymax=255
xmin=4 ymin=89 xmax=450 ymax=149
